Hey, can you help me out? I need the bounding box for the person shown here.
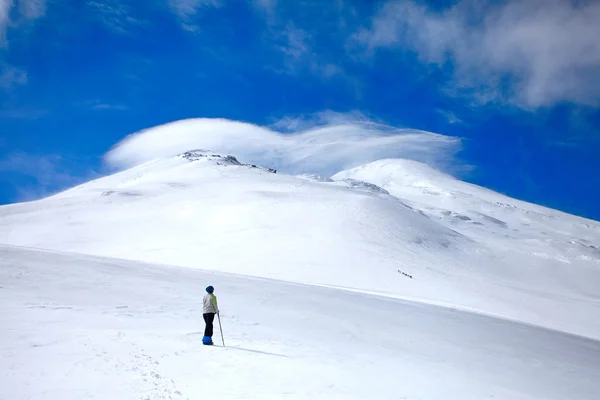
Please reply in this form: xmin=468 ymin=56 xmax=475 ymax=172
xmin=202 ymin=285 xmax=219 ymax=345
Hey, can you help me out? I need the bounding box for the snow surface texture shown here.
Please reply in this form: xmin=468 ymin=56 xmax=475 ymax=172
xmin=2 ymin=245 xmax=600 ymax=400
xmin=1 ymin=149 xmax=600 ymax=343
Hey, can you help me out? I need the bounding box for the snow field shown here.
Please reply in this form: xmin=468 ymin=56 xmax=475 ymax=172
xmin=2 ymin=245 xmax=600 ymax=400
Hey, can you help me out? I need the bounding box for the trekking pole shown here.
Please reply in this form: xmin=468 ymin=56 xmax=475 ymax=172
xmin=217 ymin=313 xmax=225 ymax=346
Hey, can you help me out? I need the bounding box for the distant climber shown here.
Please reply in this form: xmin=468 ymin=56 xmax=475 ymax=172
xmin=202 ymin=285 xmax=219 ymax=345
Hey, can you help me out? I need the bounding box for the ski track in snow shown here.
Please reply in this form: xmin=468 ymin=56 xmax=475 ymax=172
xmin=2 ymin=245 xmax=600 ymax=400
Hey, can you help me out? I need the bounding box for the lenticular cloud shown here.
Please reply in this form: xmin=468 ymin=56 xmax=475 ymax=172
xmin=104 ymin=116 xmax=462 ymax=176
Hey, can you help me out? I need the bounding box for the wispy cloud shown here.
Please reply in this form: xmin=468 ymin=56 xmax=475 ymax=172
xmin=92 ymin=103 xmax=128 ymax=111
xmin=275 ymin=23 xmax=329 ymax=76
xmin=263 ymin=17 xmax=343 ymax=80
xmin=253 ymin=1 xmax=364 ymax=85
xmin=0 ymin=152 xmax=100 ymax=202
xmin=167 ymin=0 xmax=220 ymax=31
xmin=0 ymin=106 xmax=47 ymax=119
xmin=0 ymin=0 xmax=13 ymax=46
xmin=354 ymin=0 xmax=600 ymax=110
xmin=252 ymin=0 xmax=277 ymax=13
xmin=0 ymin=1 xmax=45 ymax=98
xmin=268 ymin=110 xmax=382 ymax=132
xmin=19 ymin=0 xmax=45 ymax=19
xmin=251 ymin=0 xmax=279 ymax=24
xmin=104 ymin=114 xmax=464 ymax=177
xmin=1 ymin=0 xmax=47 ymax=46
xmin=0 ymin=63 xmax=27 ymax=89
xmin=81 ymin=99 xmax=128 ymax=111
xmin=86 ymin=0 xmax=145 ymax=34
xmin=436 ymin=109 xmax=465 ymax=125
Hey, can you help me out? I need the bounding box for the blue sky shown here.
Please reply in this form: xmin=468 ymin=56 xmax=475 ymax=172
xmin=1 ymin=0 xmax=599 ymax=221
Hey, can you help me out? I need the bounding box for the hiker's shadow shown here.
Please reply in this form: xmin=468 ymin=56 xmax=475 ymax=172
xmin=224 ymin=346 xmax=290 ymax=358
xmin=186 ymin=332 xmax=289 ymax=358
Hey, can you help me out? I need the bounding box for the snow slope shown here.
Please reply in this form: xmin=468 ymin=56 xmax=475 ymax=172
xmin=2 ymin=244 xmax=600 ymax=400
xmin=333 ymin=158 xmax=600 ymax=254
xmin=1 ymin=150 xmax=600 ymax=340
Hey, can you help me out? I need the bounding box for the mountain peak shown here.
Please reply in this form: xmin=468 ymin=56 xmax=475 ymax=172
xmin=179 ymin=149 xmax=241 ymax=165
xmin=334 ymin=158 xmax=455 ymax=190
xmin=178 ymin=149 xmax=277 ymax=173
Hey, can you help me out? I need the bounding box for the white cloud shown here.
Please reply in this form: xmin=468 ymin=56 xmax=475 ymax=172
xmin=167 ymin=0 xmax=219 ymax=31
xmin=91 ymin=103 xmax=128 ymax=111
xmin=267 ymin=21 xmax=343 ymax=80
xmin=19 ymin=0 xmax=45 ymax=19
xmin=354 ymin=0 xmax=600 ymax=109
xmin=277 ymin=23 xmax=309 ymax=62
xmin=1 ymin=0 xmax=47 ymax=47
xmin=0 ymin=106 xmax=46 ymax=118
xmin=86 ymin=1 xmax=144 ymax=34
xmin=252 ymin=0 xmax=277 ymax=14
xmin=0 ymin=64 xmax=27 ymax=88
xmin=268 ymin=110 xmax=382 ymax=132
xmin=251 ymin=1 xmax=346 ymax=80
xmin=0 ymin=0 xmax=14 ymax=45
xmin=436 ymin=109 xmax=464 ymax=125
xmin=104 ymin=114 xmax=463 ymax=177
xmin=81 ymin=99 xmax=128 ymax=111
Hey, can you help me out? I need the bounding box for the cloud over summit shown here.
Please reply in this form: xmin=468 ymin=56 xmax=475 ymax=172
xmin=104 ymin=115 xmax=463 ymax=177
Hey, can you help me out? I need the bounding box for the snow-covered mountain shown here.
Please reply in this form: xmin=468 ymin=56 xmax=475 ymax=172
xmin=2 ymin=147 xmax=600 ymax=399
xmin=1 ymin=148 xmax=599 ymax=341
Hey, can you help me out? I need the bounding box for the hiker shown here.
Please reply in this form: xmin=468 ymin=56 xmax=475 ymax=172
xmin=202 ymin=285 xmax=219 ymax=345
